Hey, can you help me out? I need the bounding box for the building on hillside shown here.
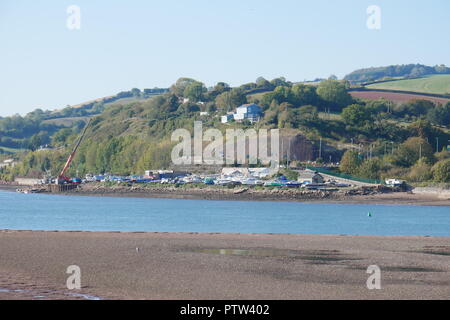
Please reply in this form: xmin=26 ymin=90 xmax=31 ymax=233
xmin=221 ymin=104 xmax=263 ymax=123
xmin=221 ymin=113 xmax=234 ymax=124
xmin=233 ymin=104 xmax=263 ymax=123
xmin=0 ymin=159 xmax=15 ymax=168
xmin=38 ymin=144 xmax=54 ymax=151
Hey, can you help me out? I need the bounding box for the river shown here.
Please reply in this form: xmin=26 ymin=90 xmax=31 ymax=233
xmin=0 ymin=191 xmax=449 ymax=236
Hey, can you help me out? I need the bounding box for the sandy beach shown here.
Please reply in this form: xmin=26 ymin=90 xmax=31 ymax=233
xmin=0 ymin=230 xmax=449 ymax=300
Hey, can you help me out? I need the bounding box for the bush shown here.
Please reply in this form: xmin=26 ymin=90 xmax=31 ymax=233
xmin=432 ymin=159 xmax=450 ymax=182
xmin=407 ymin=159 xmax=433 ymax=182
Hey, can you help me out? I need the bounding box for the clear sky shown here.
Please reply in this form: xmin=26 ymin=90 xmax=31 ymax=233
xmin=1 ymin=0 xmax=449 ymax=116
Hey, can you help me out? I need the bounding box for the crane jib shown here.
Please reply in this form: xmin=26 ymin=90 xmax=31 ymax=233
xmin=58 ymin=119 xmax=92 ymax=181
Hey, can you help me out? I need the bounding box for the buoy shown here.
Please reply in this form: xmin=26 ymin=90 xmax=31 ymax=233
xmin=368 ymin=212 xmax=372 ymax=217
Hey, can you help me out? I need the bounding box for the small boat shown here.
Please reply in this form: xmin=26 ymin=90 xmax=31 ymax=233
xmin=16 ymin=188 xmax=43 ymax=194
xmin=284 ymin=181 xmax=302 ymax=188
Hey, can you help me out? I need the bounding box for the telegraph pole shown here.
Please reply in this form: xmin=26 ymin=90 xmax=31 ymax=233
xmin=319 ymin=138 xmax=322 ymax=160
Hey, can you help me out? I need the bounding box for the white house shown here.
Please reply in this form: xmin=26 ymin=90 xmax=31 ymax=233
xmin=222 ymin=104 xmax=263 ymax=123
xmin=221 ymin=113 xmax=234 ymax=123
xmin=0 ymin=159 xmax=15 ymax=168
xmin=233 ymin=104 xmax=263 ymax=123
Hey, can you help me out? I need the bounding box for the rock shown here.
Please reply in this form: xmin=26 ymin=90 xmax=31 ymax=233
xmin=234 ymin=188 xmax=248 ymax=195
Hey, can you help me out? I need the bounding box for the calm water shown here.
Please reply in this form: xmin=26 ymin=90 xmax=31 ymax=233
xmin=0 ymin=191 xmax=449 ymax=236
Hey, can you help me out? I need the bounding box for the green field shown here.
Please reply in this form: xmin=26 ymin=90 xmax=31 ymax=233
xmin=0 ymin=146 xmax=25 ymax=154
xmin=42 ymin=116 xmax=91 ymax=127
xmin=366 ymin=75 xmax=450 ymax=95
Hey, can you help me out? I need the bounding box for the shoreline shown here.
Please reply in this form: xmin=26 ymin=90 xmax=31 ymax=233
xmin=2 ymin=184 xmax=450 ymax=206
xmin=0 ymin=230 xmax=449 ymax=300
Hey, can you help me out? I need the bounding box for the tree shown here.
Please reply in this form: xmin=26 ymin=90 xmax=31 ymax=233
xmin=431 ymin=159 xmax=450 ymax=182
xmin=341 ymin=104 xmax=372 ymax=127
xmin=328 ymin=75 xmax=338 ymax=80
xmin=256 ymin=77 xmax=275 ymax=91
xmin=52 ymin=128 xmax=73 ymax=146
xmin=215 ymin=89 xmax=247 ymax=112
xmin=270 ymin=77 xmax=290 ymax=88
xmin=316 ymin=80 xmax=353 ymax=110
xmin=393 ymin=137 xmax=434 ymax=167
xmin=408 ymin=158 xmax=433 ymax=182
xmin=208 ymin=82 xmax=230 ymax=98
xmin=357 ymin=158 xmax=382 ymax=179
xmin=297 ymin=105 xmax=319 ymax=124
xmin=183 ymin=81 xmax=206 ymax=102
xmin=170 ymin=78 xmax=197 ymax=97
xmin=408 ymin=120 xmax=434 ymax=140
xmin=394 ymin=99 xmax=435 ymax=119
xmin=339 ymin=150 xmax=362 ymax=175
xmin=131 ymin=88 xmax=141 ymax=97
xmin=28 ymin=134 xmax=42 ymax=151
xmin=291 ymin=84 xmax=319 ymax=106
xmin=427 ymin=103 xmax=450 ymax=126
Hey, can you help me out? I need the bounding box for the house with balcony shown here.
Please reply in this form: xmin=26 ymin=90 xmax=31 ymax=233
xmin=221 ymin=104 xmax=263 ymax=123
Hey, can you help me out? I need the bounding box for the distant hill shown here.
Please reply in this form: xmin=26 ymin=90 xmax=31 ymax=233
xmin=344 ymin=64 xmax=450 ymax=83
xmin=366 ymin=74 xmax=450 ymax=95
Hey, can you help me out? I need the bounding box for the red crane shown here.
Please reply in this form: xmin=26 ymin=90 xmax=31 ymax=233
xmin=57 ymin=119 xmax=91 ymax=184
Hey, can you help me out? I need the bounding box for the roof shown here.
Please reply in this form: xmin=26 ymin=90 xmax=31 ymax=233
xmin=221 ymin=167 xmax=251 ymax=176
xmin=237 ymin=103 xmax=262 ymax=109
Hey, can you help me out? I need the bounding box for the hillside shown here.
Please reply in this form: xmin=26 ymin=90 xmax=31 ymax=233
xmin=344 ymin=64 xmax=450 ymax=83
xmin=366 ymin=75 xmax=450 ymax=95
xmin=350 ymin=90 xmax=450 ymax=105
xmin=1 ymin=76 xmax=450 ymax=185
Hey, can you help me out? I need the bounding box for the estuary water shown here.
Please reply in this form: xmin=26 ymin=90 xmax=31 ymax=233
xmin=0 ymin=191 xmax=449 ymax=236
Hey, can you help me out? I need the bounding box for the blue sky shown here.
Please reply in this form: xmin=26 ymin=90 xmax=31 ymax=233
xmin=0 ymin=0 xmax=449 ymax=116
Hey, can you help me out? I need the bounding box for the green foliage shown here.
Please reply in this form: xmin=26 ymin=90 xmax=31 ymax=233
xmin=366 ymin=74 xmax=450 ymax=95
xmin=215 ymin=89 xmax=247 ymax=112
xmin=277 ymin=168 xmax=298 ymax=181
xmin=427 ymin=102 xmax=450 ymax=126
xmin=341 ymin=104 xmax=372 ymax=127
xmin=51 ymin=128 xmax=74 ymax=147
xmin=431 ymin=159 xmax=450 ymax=182
xmin=408 ymin=158 xmax=433 ymax=182
xmin=357 ymin=158 xmax=383 ymax=180
xmin=183 ymin=81 xmax=206 ymax=102
xmin=392 ymin=137 xmax=434 ymax=167
xmin=170 ymin=77 xmax=197 ymax=97
xmin=3 ymin=75 xmax=449 ymax=186
xmin=339 ymin=150 xmax=362 ymax=175
xmin=316 ymin=80 xmax=353 ymax=110
xmin=260 ymin=84 xmax=319 ymax=108
xmin=394 ymin=99 xmax=435 ymax=118
xmin=345 ymin=64 xmax=450 ymax=83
